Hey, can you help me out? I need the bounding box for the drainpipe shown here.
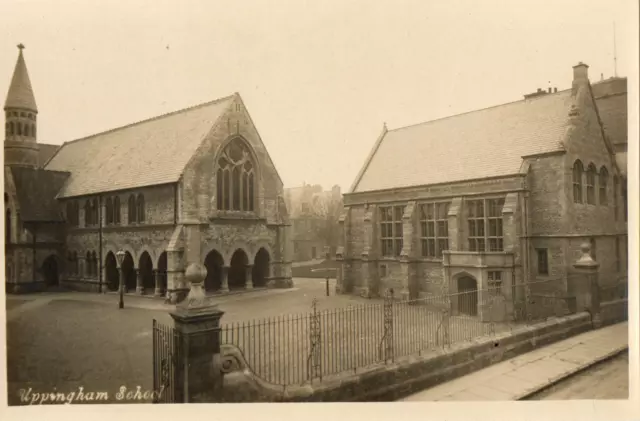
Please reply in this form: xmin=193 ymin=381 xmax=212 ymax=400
xmin=99 ymin=195 xmax=103 ymax=294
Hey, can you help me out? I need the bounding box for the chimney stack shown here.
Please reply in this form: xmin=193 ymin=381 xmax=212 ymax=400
xmin=573 ymin=62 xmax=589 ymax=82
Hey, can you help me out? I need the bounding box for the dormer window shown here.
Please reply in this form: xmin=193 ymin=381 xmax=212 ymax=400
xmin=216 ymin=138 xmax=256 ymax=212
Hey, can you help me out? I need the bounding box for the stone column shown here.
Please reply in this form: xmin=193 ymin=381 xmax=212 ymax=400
xmin=136 ymin=269 xmax=144 ymax=294
xmin=335 ymin=208 xmax=348 ymax=294
xmin=153 ymin=269 xmax=163 ymax=296
xmin=245 ymin=264 xmax=254 ymax=290
xmin=170 ymin=263 xmax=225 ymax=403
xmin=573 ymin=243 xmax=601 ymax=328
xmin=220 ymin=266 xmax=230 ymax=293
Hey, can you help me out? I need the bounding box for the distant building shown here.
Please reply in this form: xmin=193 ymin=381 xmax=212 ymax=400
xmin=4 ymin=45 xmax=293 ymax=300
xmin=337 ymin=63 xmax=628 ymax=318
xmin=284 ymin=183 xmax=342 ymax=261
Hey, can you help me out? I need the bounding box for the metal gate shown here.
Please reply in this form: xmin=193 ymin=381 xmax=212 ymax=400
xmin=152 ymin=319 xmax=183 ymax=403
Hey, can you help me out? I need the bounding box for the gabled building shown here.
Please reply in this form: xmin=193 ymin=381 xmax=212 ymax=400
xmin=4 ymin=45 xmax=293 ymax=301
xmin=336 ymin=63 xmax=628 ymax=317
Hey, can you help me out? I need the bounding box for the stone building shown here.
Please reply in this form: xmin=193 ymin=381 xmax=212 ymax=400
xmin=284 ymin=183 xmax=342 ymax=261
xmin=336 ymin=63 xmax=628 ymax=318
xmin=3 ymin=46 xmax=292 ymax=301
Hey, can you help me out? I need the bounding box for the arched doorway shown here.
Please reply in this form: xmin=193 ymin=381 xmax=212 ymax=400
xmin=42 ymin=255 xmax=59 ymax=287
xmin=457 ymin=276 xmax=478 ymax=316
xmin=229 ymin=249 xmax=248 ymax=289
xmin=204 ymin=249 xmax=223 ymax=292
xmin=157 ymin=251 xmax=167 ymax=295
xmin=252 ymin=248 xmax=270 ymax=288
xmin=139 ymin=252 xmax=154 ymax=294
xmin=105 ymin=252 xmax=119 ymax=291
xmin=122 ymin=251 xmax=136 ymax=292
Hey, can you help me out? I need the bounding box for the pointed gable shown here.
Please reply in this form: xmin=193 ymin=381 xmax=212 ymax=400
xmin=4 ymin=46 xmax=37 ymax=111
xmin=351 ymin=90 xmax=573 ymax=193
xmin=45 ymin=95 xmax=234 ymax=198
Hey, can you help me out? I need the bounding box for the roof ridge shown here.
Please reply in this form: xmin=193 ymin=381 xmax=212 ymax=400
xmin=388 ymin=88 xmax=572 ymax=133
xmin=60 ymin=94 xmax=235 ymax=147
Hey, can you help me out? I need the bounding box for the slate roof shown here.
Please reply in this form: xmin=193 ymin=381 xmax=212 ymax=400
xmin=4 ymin=49 xmax=38 ymax=111
xmin=37 ymin=143 xmax=60 ymax=168
xmin=592 ymin=78 xmax=627 ymax=147
xmin=352 ymin=89 xmax=574 ymax=193
xmin=10 ymin=166 xmax=70 ymax=222
xmin=45 ymin=95 xmax=235 ymax=198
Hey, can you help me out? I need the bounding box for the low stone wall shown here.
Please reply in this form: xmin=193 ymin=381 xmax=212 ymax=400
xmin=216 ymin=300 xmax=627 ymax=403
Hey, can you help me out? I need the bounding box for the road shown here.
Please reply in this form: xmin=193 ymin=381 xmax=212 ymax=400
xmin=526 ymin=352 xmax=629 ymax=400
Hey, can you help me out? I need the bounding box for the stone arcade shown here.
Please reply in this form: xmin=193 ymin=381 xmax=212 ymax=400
xmin=336 ymin=63 xmax=628 ymax=320
xmin=3 ymin=45 xmax=293 ymax=301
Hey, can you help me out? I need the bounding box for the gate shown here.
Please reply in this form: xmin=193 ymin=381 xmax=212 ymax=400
xmin=152 ymin=319 xmax=183 ymax=403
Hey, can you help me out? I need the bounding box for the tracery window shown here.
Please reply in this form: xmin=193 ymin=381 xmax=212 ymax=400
xmin=216 ymin=139 xmax=256 ymax=211
xmin=572 ymin=160 xmax=583 ymax=203
xmin=586 ymin=163 xmax=597 ymax=205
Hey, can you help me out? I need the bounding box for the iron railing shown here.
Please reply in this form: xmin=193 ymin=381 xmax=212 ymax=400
xmin=220 ymin=277 xmax=589 ymax=386
xmin=152 ymin=320 xmax=183 ymax=403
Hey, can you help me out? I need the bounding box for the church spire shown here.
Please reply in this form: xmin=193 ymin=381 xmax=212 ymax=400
xmin=4 ymin=44 xmax=38 ymax=112
xmin=4 ymin=44 xmax=40 ymax=168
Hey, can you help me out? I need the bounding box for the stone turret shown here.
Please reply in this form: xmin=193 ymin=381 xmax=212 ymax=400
xmin=4 ymin=44 xmax=39 ymax=168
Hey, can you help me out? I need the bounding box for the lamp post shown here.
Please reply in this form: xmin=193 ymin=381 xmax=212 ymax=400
xmin=116 ymin=249 xmax=125 ymax=309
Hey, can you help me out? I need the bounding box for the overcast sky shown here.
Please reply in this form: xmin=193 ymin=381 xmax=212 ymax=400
xmin=1 ymin=0 xmax=636 ymax=192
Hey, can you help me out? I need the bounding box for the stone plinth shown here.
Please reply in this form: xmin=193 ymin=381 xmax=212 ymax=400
xmin=170 ymin=263 xmax=225 ymax=403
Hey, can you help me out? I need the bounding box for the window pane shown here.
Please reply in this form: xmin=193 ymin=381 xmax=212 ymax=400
xmin=437 ymin=221 xmax=447 ymax=237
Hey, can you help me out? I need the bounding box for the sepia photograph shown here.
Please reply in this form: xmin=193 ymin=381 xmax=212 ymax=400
xmin=0 ymin=0 xmax=638 ymax=420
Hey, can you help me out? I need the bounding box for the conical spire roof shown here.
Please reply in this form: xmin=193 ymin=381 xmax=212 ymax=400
xmin=4 ymin=44 xmax=37 ymax=112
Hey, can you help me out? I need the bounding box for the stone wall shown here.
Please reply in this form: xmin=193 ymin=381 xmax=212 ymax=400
xmin=216 ymin=304 xmax=627 ymax=403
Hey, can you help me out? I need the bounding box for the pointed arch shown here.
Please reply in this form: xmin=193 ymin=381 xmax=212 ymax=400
xmin=572 ymin=160 xmax=583 ymax=203
xmin=599 ymin=166 xmax=608 ymax=205
xmin=215 ymin=136 xmax=257 ymax=212
xmin=586 ymin=163 xmax=597 ymax=205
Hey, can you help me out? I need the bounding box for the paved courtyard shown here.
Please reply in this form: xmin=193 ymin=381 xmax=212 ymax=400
xmin=4 ymin=278 xmax=379 ymax=405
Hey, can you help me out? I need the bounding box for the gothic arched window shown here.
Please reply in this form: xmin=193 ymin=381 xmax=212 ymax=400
xmin=105 ymin=197 xmax=113 ymax=225
xmin=599 ymin=167 xmax=608 ymax=205
xmin=216 ymin=138 xmax=256 ymax=211
xmin=137 ymin=194 xmax=145 ymax=223
xmin=16 ymin=123 xmax=22 ymax=136
xmin=128 ymin=194 xmax=137 ymax=224
xmin=113 ymin=196 xmax=121 ymax=224
xmin=572 ymin=160 xmax=583 ymax=203
xmin=586 ymin=163 xmax=597 ymax=205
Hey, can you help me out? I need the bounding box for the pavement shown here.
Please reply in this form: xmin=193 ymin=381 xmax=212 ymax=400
xmin=401 ymin=321 xmax=629 ymax=401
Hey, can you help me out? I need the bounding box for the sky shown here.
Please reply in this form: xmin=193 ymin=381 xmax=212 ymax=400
xmin=0 ymin=0 xmax=637 ymax=192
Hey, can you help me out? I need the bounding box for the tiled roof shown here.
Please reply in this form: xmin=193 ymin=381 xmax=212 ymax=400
xmin=352 ymin=90 xmax=573 ymax=193
xmin=10 ymin=166 xmax=69 ymax=222
xmin=37 ymin=143 xmax=60 ymax=168
xmin=592 ymin=78 xmax=627 ymax=147
xmin=45 ymin=95 xmax=234 ymax=198
xmin=4 ymin=49 xmax=38 ymax=111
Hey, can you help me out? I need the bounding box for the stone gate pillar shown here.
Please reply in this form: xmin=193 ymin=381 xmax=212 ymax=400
xmin=170 ymin=263 xmax=225 ymax=403
xmin=573 ymin=243 xmax=601 ymax=328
